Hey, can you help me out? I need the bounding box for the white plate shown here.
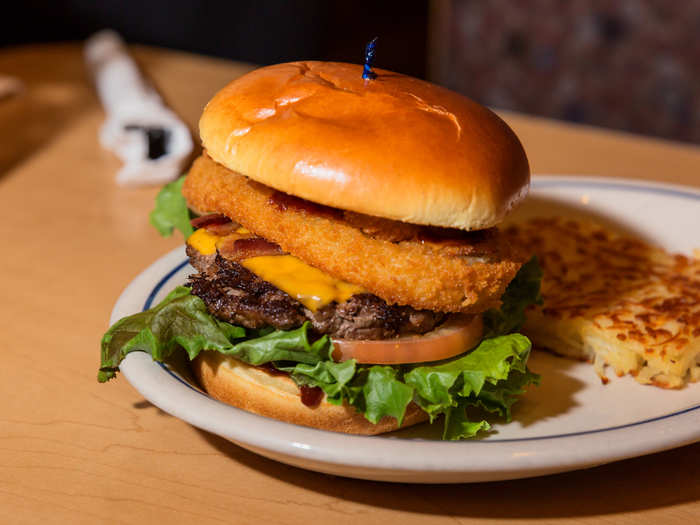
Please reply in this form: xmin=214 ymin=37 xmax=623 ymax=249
xmin=116 ymin=176 xmax=700 ymax=483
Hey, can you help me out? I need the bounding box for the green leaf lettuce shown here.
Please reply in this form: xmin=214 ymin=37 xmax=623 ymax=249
xmin=99 ymin=259 xmax=542 ymax=440
xmin=149 ymin=176 xmax=193 ymax=238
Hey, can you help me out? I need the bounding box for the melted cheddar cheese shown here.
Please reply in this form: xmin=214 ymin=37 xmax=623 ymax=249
xmin=187 ymin=228 xmax=220 ymax=255
xmin=242 ymin=255 xmax=365 ymax=311
xmin=186 ymin=229 xmax=365 ymax=310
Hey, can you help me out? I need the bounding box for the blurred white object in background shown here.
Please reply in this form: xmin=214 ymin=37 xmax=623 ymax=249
xmin=84 ymin=29 xmax=193 ymax=187
xmin=0 ymin=75 xmax=23 ymax=100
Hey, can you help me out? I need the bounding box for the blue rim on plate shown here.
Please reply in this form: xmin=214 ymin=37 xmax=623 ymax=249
xmin=144 ymin=177 xmax=700 ymax=444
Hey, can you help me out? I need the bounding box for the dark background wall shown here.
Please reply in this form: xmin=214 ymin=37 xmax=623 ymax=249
xmin=0 ymin=0 xmax=429 ymax=78
xmin=441 ymin=1 xmax=700 ymax=145
xmin=2 ymin=0 xmax=699 ymax=145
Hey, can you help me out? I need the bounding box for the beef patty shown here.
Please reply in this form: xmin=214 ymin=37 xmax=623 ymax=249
xmin=186 ymin=247 xmax=445 ymax=340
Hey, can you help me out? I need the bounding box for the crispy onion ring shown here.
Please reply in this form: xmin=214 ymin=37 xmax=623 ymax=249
xmin=183 ymin=154 xmax=522 ymax=313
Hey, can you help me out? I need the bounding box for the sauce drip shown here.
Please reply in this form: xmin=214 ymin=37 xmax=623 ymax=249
xmin=258 ymin=362 xmax=288 ymax=376
xmin=299 ymin=385 xmax=324 ymax=407
xmin=258 ymin=363 xmax=324 ymax=407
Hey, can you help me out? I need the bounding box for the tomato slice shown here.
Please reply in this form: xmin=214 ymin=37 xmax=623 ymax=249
xmin=331 ymin=314 xmax=483 ymax=364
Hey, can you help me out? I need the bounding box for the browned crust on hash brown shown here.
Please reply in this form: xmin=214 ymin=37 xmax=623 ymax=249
xmin=506 ymin=217 xmax=700 ymax=388
xmin=183 ymin=154 xmax=522 ymax=313
xmin=192 ymin=352 xmax=429 ymax=435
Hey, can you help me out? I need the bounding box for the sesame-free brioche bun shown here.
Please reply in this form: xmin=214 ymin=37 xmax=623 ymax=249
xmin=192 ymin=351 xmax=429 ymax=435
xmin=199 ymin=61 xmax=529 ymax=230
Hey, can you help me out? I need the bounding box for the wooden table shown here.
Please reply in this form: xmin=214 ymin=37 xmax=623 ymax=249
xmin=1 ymin=44 xmax=698 ymax=525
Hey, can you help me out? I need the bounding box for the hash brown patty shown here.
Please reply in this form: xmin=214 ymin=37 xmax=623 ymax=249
xmin=506 ymin=217 xmax=700 ymax=388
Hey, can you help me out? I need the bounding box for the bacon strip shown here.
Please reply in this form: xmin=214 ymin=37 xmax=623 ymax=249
xmin=190 ymin=214 xmax=243 ymax=235
xmin=190 ymin=213 xmax=231 ymax=228
xmin=218 ymin=236 xmax=284 ymax=262
xmin=269 ymin=190 xmax=342 ymax=220
xmin=204 ymin=221 xmax=241 ymax=236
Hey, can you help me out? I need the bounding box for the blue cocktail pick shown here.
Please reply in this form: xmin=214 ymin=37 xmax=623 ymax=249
xmin=362 ymin=37 xmax=378 ymax=80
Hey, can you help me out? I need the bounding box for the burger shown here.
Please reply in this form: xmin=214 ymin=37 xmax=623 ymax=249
xmin=99 ymin=61 xmax=541 ymax=440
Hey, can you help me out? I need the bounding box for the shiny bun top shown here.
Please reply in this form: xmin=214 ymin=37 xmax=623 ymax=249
xmin=199 ymin=61 xmax=529 ymax=230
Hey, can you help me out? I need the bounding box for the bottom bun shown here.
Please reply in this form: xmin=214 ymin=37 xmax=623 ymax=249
xmin=192 ymin=352 xmax=429 ymax=435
